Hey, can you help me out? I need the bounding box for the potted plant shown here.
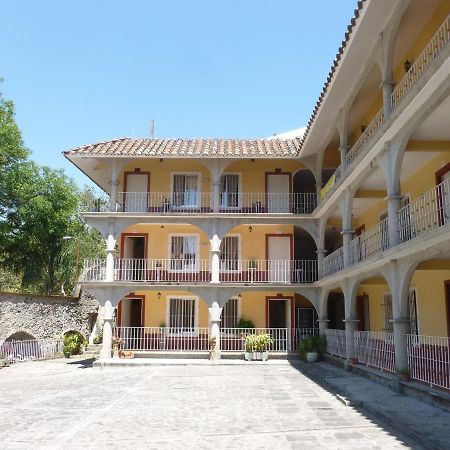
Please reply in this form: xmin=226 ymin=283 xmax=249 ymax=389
xmin=209 ymin=336 xmax=219 ymax=361
xmin=244 ymin=333 xmax=273 ymax=361
xmin=298 ymin=335 xmax=327 ymax=363
xmin=398 ymin=368 xmax=409 ymax=382
xmin=112 ymin=336 xmax=122 ymax=358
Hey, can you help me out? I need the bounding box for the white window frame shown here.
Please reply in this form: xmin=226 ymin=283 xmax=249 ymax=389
xmin=221 ymin=296 xmax=241 ymax=329
xmin=168 ymin=233 xmax=200 ymax=273
xmin=170 ymin=172 xmax=201 ymax=208
xmin=220 ymin=173 xmax=241 ymax=209
xmin=219 ymin=234 xmax=241 ymax=272
xmin=166 ymin=296 xmax=199 ymax=335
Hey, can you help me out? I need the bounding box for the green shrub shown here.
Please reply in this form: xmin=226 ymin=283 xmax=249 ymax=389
xmin=245 ymin=333 xmax=273 ymax=352
xmin=63 ymin=332 xmax=83 ymax=356
xmin=236 ymin=317 xmax=255 ymax=329
xmin=298 ymin=335 xmax=327 ymax=361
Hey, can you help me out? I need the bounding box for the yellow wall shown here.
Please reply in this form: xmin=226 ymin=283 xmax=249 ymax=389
xmin=124 ymin=289 xmax=313 ymax=328
xmin=359 ymin=269 xmax=450 ymax=336
xmin=118 ymin=158 xmax=307 ymax=195
xmin=120 ymin=223 xmax=294 ymax=261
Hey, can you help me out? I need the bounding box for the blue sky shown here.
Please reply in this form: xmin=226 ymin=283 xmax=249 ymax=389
xmin=0 ymin=1 xmax=356 ymax=186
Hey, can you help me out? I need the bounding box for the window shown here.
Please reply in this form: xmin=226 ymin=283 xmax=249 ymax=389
xmin=382 ymin=293 xmax=393 ymax=332
xmin=167 ymin=297 xmax=197 ymax=331
xmin=381 ymin=289 xmax=418 ymax=334
xmin=220 ymin=235 xmax=240 ymax=271
xmin=296 ymin=307 xmax=318 ymax=330
xmin=220 ymin=174 xmax=240 ymax=208
xmin=222 ymin=297 xmax=240 ymax=328
xmin=172 ymin=174 xmax=199 ymax=207
xmin=169 ymin=235 xmax=198 ymax=271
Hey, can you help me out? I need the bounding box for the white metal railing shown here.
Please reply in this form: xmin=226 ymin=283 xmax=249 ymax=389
xmin=407 ymin=334 xmax=450 ymax=391
xmin=219 ymin=260 xmax=318 ymax=283
xmin=116 ymin=192 xmax=212 ymax=213
xmin=391 ymin=14 xmax=450 ymax=109
xmin=0 ymin=339 xmax=63 ymax=363
xmin=82 ymin=191 xmax=317 ymax=214
xmin=398 ymin=178 xmax=450 ymax=243
xmin=320 ymin=14 xmax=450 ymax=205
xmin=349 ymin=218 xmax=389 ymax=265
xmin=81 ymin=259 xmax=318 ymax=284
xmin=353 ymin=331 xmax=395 ymax=372
xmin=115 ymin=327 xmax=210 ymax=351
xmin=325 ymin=329 xmax=347 ymax=358
xmin=323 ymin=248 xmax=344 ymax=277
xmin=81 ymin=192 xmax=112 ymax=212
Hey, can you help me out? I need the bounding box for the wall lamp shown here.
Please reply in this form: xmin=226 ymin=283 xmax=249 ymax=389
xmin=404 ymin=59 xmax=411 ymax=73
xmin=157 ymin=292 xmax=162 ymax=300
xmin=248 ymin=225 xmax=253 ymax=233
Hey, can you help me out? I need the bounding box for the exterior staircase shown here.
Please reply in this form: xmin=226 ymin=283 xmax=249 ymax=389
xmin=83 ymin=344 xmax=102 ymax=358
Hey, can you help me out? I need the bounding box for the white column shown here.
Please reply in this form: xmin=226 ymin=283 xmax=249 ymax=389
xmin=109 ymin=160 xmax=118 ymax=212
xmin=341 ymin=190 xmax=354 ymax=268
xmin=392 ymin=318 xmax=410 ymax=373
xmin=208 ymin=302 xmax=223 ymax=360
xmin=100 ymin=299 xmax=114 ymax=359
xmin=210 ymin=234 xmax=221 ymax=284
xmin=339 ymin=145 xmax=349 ymax=169
xmin=105 ymin=231 xmax=117 ymax=282
xmin=342 ymin=230 xmax=354 ymax=268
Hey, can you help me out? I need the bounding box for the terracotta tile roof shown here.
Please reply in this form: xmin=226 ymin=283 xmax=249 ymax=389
xmin=64 ymin=137 xmax=303 ymax=158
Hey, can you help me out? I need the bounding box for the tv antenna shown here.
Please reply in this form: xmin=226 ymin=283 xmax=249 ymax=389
xmin=149 ymin=119 xmax=155 ymax=138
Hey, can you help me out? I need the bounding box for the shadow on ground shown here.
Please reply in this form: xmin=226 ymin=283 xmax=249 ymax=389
xmin=67 ymin=357 xmax=95 ymax=369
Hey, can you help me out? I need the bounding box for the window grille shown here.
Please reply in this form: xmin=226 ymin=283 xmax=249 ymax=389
xmin=222 ymin=297 xmax=239 ymax=328
xmin=168 ymin=297 xmax=196 ymax=330
xmin=296 ymin=307 xmax=318 ymax=330
xmin=172 ymin=174 xmax=199 ymax=207
xmin=170 ymin=236 xmax=198 ymax=271
xmin=220 ymin=236 xmax=240 ymax=271
xmin=382 ymin=293 xmax=393 ymax=332
xmin=220 ymin=174 xmax=240 ymax=208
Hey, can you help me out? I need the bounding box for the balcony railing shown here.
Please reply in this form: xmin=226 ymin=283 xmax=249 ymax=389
xmin=81 ymin=259 xmax=318 ymax=284
xmin=398 ymin=178 xmax=450 ymax=243
xmin=349 ymin=218 xmax=389 ymax=265
xmin=353 ymin=331 xmax=395 ymax=372
xmin=115 ymin=327 xmax=318 ymax=353
xmin=83 ymin=192 xmax=317 ymax=214
xmin=323 ymin=248 xmax=344 ymax=277
xmin=320 ymin=13 xmax=450 ymax=203
xmin=324 ymin=329 xmax=347 ymax=358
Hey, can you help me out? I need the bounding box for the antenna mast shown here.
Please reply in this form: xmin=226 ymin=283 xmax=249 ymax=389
xmin=150 ymin=119 xmax=155 ymax=138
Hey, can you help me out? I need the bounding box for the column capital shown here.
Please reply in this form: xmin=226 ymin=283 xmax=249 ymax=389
xmin=381 ymin=79 xmax=395 ymax=87
xmin=317 ymin=319 xmax=330 ymax=323
xmin=338 ymin=145 xmax=350 ymax=152
xmin=390 ymin=317 xmax=410 ymax=324
xmin=341 ymin=229 xmax=355 ymax=235
xmin=316 ymin=249 xmax=327 ymax=255
xmin=343 ymin=318 xmax=360 ymax=323
xmin=385 ymin=194 xmax=403 ymax=201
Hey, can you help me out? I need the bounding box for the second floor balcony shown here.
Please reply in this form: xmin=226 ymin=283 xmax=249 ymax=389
xmin=84 ymin=191 xmax=318 ymax=215
xmin=81 ymin=258 xmax=318 ymax=284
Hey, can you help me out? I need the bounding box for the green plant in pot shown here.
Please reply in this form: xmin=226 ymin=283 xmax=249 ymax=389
xmin=244 ymin=333 xmax=273 ymax=361
xmin=63 ymin=332 xmax=83 ymax=358
xmin=298 ymin=335 xmax=327 ymax=363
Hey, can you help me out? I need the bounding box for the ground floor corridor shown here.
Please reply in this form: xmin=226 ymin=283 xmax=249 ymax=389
xmin=1 ymin=359 xmax=449 ymax=449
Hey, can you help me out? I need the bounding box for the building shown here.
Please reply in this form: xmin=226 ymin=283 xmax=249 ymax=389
xmin=66 ymin=0 xmax=450 ymax=389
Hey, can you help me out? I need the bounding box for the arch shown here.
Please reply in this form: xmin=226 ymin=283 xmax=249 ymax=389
xmin=5 ymin=331 xmax=37 ymax=342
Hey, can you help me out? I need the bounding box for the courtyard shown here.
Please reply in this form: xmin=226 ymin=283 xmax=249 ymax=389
xmin=1 ymin=358 xmax=449 ymax=449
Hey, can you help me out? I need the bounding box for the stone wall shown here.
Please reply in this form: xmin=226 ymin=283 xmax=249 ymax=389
xmin=0 ymin=291 xmax=99 ymax=344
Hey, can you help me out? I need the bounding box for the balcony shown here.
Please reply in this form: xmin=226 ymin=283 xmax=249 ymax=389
xmin=320 ymin=13 xmax=450 ymax=203
xmin=81 ymin=259 xmax=318 ymax=284
xmin=322 ymin=178 xmax=450 ymax=278
xmin=83 ymin=192 xmax=317 ymax=215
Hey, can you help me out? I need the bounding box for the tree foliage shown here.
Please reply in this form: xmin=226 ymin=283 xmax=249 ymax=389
xmin=0 ymin=90 xmax=104 ymax=294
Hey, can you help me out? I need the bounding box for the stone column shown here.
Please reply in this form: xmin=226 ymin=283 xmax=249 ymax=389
xmin=109 ymin=160 xmax=118 ymax=212
xmin=381 ymin=80 xmax=394 ymax=119
xmin=344 ymin=319 xmax=359 ymax=365
xmin=208 ymin=302 xmax=223 ymax=360
xmin=100 ymin=299 xmax=114 ymax=359
xmin=318 ymin=319 xmax=329 ymax=336
xmin=339 ymin=145 xmax=350 ymax=170
xmin=316 ymin=248 xmax=326 ymax=279
xmin=210 ymin=234 xmax=222 ymax=284
xmin=392 ymin=317 xmax=410 ymax=373
xmin=342 ymin=230 xmax=354 ymax=268
xmin=387 ymin=193 xmax=402 ymax=247
xmin=212 ymin=181 xmax=221 ymax=213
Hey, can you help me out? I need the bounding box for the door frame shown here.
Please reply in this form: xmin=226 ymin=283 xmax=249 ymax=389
xmin=265 ymin=234 xmax=293 ymax=260
xmin=444 ymin=280 xmax=450 ymax=337
xmin=123 ymin=168 xmax=151 ymax=211
xmin=117 ymin=293 xmax=146 ymax=328
xmin=265 ymin=295 xmax=294 ymax=329
xmin=120 ymin=233 xmax=149 ymax=259
xmin=436 ymin=164 xmax=450 ymax=225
